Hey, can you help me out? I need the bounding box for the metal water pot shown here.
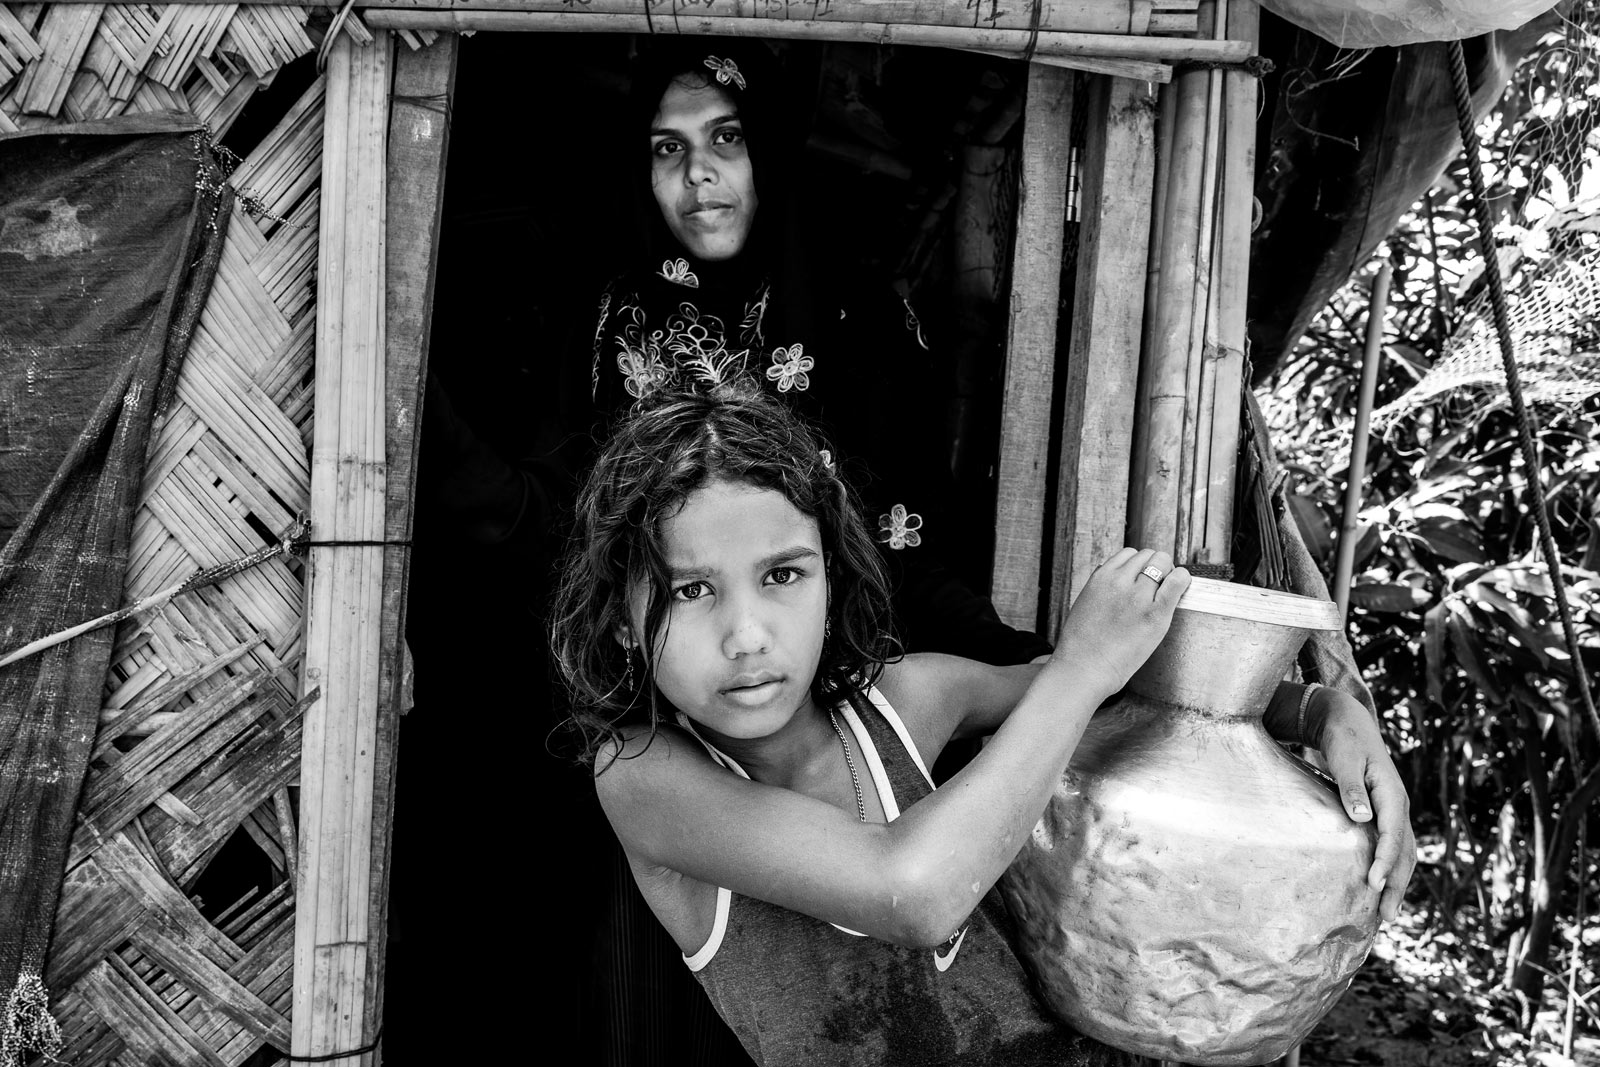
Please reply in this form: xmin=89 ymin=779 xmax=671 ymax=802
xmin=1000 ymin=577 xmax=1380 ymax=1065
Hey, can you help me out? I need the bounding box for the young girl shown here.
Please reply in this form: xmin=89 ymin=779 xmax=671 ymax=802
xmin=550 ymin=385 xmax=1414 ymax=1066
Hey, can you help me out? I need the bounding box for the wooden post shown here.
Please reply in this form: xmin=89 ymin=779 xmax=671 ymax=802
xmin=1198 ymin=0 xmax=1260 ymax=562
xmin=363 ymin=31 xmax=458 ymax=1049
xmin=1049 ymin=75 xmax=1157 ymax=634
xmin=293 ymin=31 xmax=393 ymax=1065
xmin=991 ymin=64 xmax=1074 ymax=632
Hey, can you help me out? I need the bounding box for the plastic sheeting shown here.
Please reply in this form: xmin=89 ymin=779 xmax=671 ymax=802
xmin=1260 ymin=0 xmax=1562 ymax=48
xmin=0 ymin=113 xmax=229 ymax=1065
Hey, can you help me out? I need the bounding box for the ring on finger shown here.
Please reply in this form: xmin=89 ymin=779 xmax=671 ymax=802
xmin=1138 ymin=565 xmax=1165 ymax=585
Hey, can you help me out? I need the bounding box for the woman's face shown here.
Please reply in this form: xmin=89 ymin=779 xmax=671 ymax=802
xmin=649 ymin=75 xmax=758 ymax=262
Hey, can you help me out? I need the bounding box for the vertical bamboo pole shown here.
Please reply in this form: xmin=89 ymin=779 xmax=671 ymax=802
xmin=1049 ymin=74 xmax=1158 ymax=631
xmin=1127 ymin=0 xmax=1215 ymax=558
xmin=990 ymin=64 xmax=1075 ymax=632
xmin=1177 ymin=0 xmax=1225 ymax=562
xmin=1198 ymin=0 xmax=1260 ymax=563
xmin=363 ymin=32 xmax=458 ymax=1045
xmin=1333 ymin=260 xmax=1390 ymax=621
xmin=293 ymin=31 xmax=392 ymax=1066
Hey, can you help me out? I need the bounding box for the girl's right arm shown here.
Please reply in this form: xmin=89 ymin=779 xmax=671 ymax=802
xmin=595 ymin=548 xmax=1188 ymax=949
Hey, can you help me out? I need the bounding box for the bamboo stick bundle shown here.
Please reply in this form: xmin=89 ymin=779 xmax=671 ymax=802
xmin=98 ymin=3 xmax=163 ymax=72
xmin=134 ymin=3 xmax=181 ymax=70
xmin=219 ymin=8 xmax=278 ymax=74
xmin=1198 ymin=0 xmax=1257 ymax=561
xmin=1127 ymin=4 xmax=1212 ymax=559
xmin=229 ymin=76 xmax=325 ymax=222
xmin=145 ymin=3 xmax=235 ymax=90
xmin=0 ymin=4 xmax=44 ymax=81
xmin=61 ymin=66 xmax=114 ymax=119
xmin=14 ymin=2 xmax=103 ymax=116
xmin=1175 ymin=0 xmax=1223 ymax=561
xmin=127 ymin=74 xmax=187 ymax=111
xmin=190 ymin=52 xmax=233 ymax=94
xmin=291 ymin=29 xmax=391 ymax=1066
xmin=364 ymin=8 xmax=1250 ymax=65
xmin=363 ymin=0 xmax=1197 ymax=34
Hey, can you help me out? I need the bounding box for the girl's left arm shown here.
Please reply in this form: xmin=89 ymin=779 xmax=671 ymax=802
xmin=1265 ymin=682 xmax=1416 ymax=922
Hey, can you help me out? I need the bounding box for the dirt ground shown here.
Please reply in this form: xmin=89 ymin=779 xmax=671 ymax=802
xmin=1298 ymin=914 xmax=1600 ymax=1067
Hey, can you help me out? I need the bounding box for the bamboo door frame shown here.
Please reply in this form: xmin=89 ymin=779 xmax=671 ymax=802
xmin=300 ymin=19 xmax=1248 ymax=1058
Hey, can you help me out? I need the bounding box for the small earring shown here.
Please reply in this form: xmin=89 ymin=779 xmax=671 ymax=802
xmin=624 ymin=648 xmax=636 ymax=690
xmin=824 ymin=618 xmax=832 ymax=642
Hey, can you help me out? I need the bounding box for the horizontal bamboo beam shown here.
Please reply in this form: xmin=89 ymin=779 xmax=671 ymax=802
xmin=31 ymin=0 xmax=1195 ymax=35
xmin=362 ymin=9 xmax=1252 ymax=63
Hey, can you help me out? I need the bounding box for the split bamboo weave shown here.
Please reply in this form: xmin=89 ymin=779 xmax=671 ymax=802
xmin=0 ymin=7 xmax=427 ymax=1064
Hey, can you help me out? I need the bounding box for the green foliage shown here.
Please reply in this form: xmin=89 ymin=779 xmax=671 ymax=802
xmin=1259 ymin=20 xmax=1600 ymax=1056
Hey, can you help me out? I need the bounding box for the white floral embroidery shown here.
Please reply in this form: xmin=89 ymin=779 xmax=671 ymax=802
xmin=878 ymin=505 xmax=923 ymax=550
xmin=618 ymin=347 xmax=671 ymax=399
xmin=610 ymin=295 xmax=759 ymax=396
xmin=740 ymin=282 xmax=771 ymax=350
xmin=765 ymin=344 xmax=814 ymax=393
xmin=659 ymin=258 xmax=699 ymax=288
xmin=703 ymin=56 xmax=747 ymax=91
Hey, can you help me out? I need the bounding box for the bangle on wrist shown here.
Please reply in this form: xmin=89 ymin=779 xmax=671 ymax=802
xmin=1296 ymin=682 xmax=1324 ymax=747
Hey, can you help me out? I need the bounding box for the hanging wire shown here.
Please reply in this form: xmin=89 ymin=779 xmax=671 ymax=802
xmin=1444 ymin=39 xmax=1600 ymax=753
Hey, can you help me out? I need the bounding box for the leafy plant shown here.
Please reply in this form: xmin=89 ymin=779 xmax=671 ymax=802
xmin=1259 ymin=16 xmax=1600 ymax=1053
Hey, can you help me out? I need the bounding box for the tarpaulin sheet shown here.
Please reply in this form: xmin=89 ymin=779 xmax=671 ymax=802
xmin=0 ymin=112 xmax=230 ymax=1063
xmin=1260 ymin=0 xmax=1560 ymax=48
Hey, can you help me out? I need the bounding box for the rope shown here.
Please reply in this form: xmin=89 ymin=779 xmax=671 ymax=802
xmin=1020 ymin=0 xmax=1042 ymax=66
xmin=267 ymin=1025 xmax=384 ymax=1062
xmin=1445 ymin=39 xmax=1600 ymax=753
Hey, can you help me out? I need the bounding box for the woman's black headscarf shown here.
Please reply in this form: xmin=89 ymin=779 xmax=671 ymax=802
xmin=594 ymin=38 xmax=826 ymax=401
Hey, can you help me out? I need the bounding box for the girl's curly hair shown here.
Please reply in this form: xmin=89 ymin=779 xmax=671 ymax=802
xmin=549 ymin=382 xmax=894 ymax=767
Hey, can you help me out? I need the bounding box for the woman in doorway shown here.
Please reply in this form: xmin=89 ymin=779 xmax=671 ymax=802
xmin=588 ymin=39 xmax=1047 ymax=668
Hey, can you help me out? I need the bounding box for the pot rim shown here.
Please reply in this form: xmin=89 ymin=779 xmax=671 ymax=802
xmin=1174 ymin=576 xmax=1344 ymax=630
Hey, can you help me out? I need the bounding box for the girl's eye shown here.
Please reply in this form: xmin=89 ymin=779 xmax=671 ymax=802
xmin=652 ymin=139 xmax=683 ymax=158
xmin=768 ymin=567 xmax=800 ymax=586
xmin=712 ymin=126 xmax=745 ymax=147
xmin=673 ymin=581 xmax=709 ymax=601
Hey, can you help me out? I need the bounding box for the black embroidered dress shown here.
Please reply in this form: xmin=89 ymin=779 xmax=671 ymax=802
xmin=589 ymin=252 xmax=1049 ymax=666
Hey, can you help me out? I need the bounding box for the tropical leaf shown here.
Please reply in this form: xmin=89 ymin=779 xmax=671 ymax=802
xmin=1445 ymin=599 xmax=1507 ymax=704
xmin=1424 ymin=603 xmax=1449 ymax=706
xmin=1349 ymin=581 xmax=1432 ymax=613
xmin=1416 ymin=515 xmax=1488 ymax=564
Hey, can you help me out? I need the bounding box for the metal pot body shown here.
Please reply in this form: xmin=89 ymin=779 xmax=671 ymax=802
xmin=1000 ymin=580 xmax=1380 ymax=1065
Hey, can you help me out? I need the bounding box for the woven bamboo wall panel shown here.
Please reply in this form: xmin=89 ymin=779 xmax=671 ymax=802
xmin=4 ymin=13 xmax=336 ymax=1055
xmin=0 ymin=2 xmax=315 ymax=135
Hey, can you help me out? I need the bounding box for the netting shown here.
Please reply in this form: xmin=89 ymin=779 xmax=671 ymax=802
xmin=1373 ymin=2 xmax=1600 ymax=429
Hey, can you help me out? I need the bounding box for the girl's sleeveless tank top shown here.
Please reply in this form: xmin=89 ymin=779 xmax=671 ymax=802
xmin=675 ymin=688 xmax=1125 ymax=1067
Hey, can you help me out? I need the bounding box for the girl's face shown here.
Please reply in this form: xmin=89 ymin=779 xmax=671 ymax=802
xmin=628 ymin=477 xmax=826 ymax=741
xmin=649 ymin=76 xmax=758 ymax=262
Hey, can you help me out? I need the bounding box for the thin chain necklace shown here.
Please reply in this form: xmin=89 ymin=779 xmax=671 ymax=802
xmin=827 ymin=711 xmax=868 ymax=823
